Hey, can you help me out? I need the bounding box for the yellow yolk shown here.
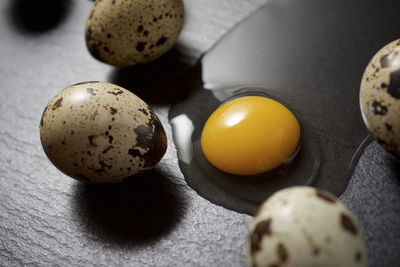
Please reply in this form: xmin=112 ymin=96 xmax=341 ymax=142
xmin=201 ymin=96 xmax=300 ymax=175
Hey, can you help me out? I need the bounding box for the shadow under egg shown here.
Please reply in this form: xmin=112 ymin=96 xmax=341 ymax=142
xmin=109 ymin=49 xmax=198 ymax=105
xmin=388 ymin=152 xmax=400 ymax=181
xmin=8 ymin=0 xmax=72 ymax=33
xmin=71 ymin=168 xmax=186 ymax=244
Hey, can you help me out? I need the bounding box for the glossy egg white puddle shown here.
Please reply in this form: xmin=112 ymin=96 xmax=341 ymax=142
xmin=170 ymin=88 xmax=320 ymax=214
xmin=169 ymin=0 xmax=400 ymax=215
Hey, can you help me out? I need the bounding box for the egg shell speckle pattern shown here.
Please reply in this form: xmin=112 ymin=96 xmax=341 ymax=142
xmin=85 ymin=0 xmax=184 ymax=67
xmin=40 ymin=81 xmax=167 ymax=183
xmin=247 ymin=186 xmax=367 ymax=267
xmin=360 ymin=39 xmax=400 ymax=159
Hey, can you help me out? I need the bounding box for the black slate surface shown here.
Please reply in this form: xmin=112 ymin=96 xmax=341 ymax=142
xmin=1 ymin=0 xmax=400 ymax=266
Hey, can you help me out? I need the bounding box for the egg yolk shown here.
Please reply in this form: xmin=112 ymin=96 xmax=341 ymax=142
xmin=201 ymin=96 xmax=300 ymax=175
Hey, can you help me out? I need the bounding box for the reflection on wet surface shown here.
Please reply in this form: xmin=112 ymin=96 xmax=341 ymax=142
xmin=169 ymin=0 xmax=400 ymax=214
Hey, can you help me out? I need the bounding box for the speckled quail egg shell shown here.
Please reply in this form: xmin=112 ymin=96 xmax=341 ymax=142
xmin=360 ymin=39 xmax=400 ymax=159
xmin=85 ymin=0 xmax=184 ymax=67
xmin=247 ymin=186 xmax=367 ymax=267
xmin=39 ymin=81 xmax=167 ymax=183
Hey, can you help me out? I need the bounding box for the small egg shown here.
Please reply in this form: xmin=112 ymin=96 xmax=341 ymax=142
xmin=201 ymin=96 xmax=300 ymax=175
xmin=247 ymin=186 xmax=368 ymax=267
xmin=39 ymin=81 xmax=167 ymax=183
xmin=85 ymin=0 xmax=184 ymax=67
xmin=360 ymin=39 xmax=400 ymax=159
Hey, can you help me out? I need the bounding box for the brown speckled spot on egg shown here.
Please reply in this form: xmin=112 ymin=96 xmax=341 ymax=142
xmin=85 ymin=27 xmax=93 ymax=43
xmin=89 ymin=10 xmax=94 ymax=20
xmin=134 ymin=125 xmax=153 ymax=147
xmin=134 ymin=111 xmax=167 ymax=167
xmin=340 ymin=213 xmax=358 ymax=235
xmin=315 ymin=189 xmax=336 ymax=203
xmin=88 ymin=135 xmax=96 ymax=146
xmin=277 ymin=243 xmax=288 ymax=263
xmin=137 ymin=25 xmax=144 ymax=33
xmin=90 ymin=109 xmax=99 ymax=121
xmin=250 ymin=218 xmax=272 ymax=254
xmin=105 ymin=131 xmax=113 ymax=144
xmin=40 ymin=106 xmax=48 ymax=127
xmin=102 ymin=146 xmax=114 ymax=154
xmin=138 ymin=108 xmax=148 ymax=115
xmin=52 ymin=97 xmax=63 ymax=110
xmin=96 ymin=159 xmax=112 ymax=173
xmin=388 ymin=69 xmax=400 ymax=98
xmin=109 ymin=89 xmax=124 ymax=95
xmin=87 ymin=88 xmax=96 ymax=96
xmin=156 ymin=36 xmax=167 ymax=46
xmin=371 ymin=101 xmax=388 ymax=115
xmin=355 ymin=251 xmax=362 ymax=262
xmin=128 ymin=148 xmax=142 ymax=162
xmin=110 ymin=107 xmax=118 ymax=115
xmin=381 ymin=51 xmax=400 ymax=68
xmin=385 ymin=123 xmax=393 ymax=132
xmin=136 ymin=42 xmax=147 ymax=52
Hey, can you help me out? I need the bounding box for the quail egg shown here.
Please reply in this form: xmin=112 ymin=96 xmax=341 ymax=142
xmin=247 ymin=186 xmax=367 ymax=267
xmin=40 ymin=81 xmax=167 ymax=183
xmin=360 ymin=39 xmax=400 ymax=159
xmin=85 ymin=0 xmax=184 ymax=67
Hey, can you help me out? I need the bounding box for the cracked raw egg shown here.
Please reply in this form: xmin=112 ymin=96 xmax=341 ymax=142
xmin=39 ymin=81 xmax=167 ymax=183
xmin=201 ymin=96 xmax=300 ymax=175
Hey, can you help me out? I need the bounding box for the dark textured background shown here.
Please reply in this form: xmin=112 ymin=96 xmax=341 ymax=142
xmin=0 ymin=0 xmax=399 ymax=266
